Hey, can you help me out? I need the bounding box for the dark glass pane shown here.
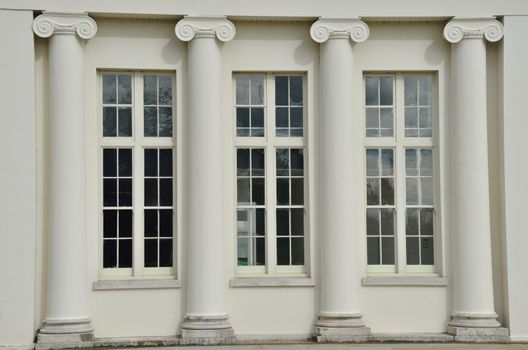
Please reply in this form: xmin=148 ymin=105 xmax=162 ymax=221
xmin=421 ymin=237 xmax=434 ymax=264
xmin=237 ymin=128 xmax=250 ymax=137
xmin=237 ymin=108 xmax=250 ymax=129
xmin=406 ymin=208 xmax=419 ymax=236
xmin=290 ymin=149 xmax=303 ymax=176
xmin=103 ymin=240 xmax=117 ymax=268
xmin=159 ymin=209 xmax=173 ymax=237
xmin=119 ymin=210 xmax=132 ymax=238
xmin=159 ymin=75 xmax=172 ymax=105
xmin=291 ymin=178 xmax=304 ymax=205
xmin=144 ymin=107 xmax=158 ymax=137
xmin=159 ymin=149 xmax=173 ymax=177
xmin=119 ymin=179 xmax=132 ymax=207
xmin=144 ymin=75 xmax=157 ymax=105
xmin=144 ymin=149 xmax=158 ymax=177
xmin=406 ymin=237 xmax=420 ymax=264
xmin=276 ymin=178 xmax=289 ymax=205
xmin=291 ymin=237 xmax=304 ymax=265
xmin=256 ymin=238 xmax=265 ymax=265
xmin=252 ymin=178 xmax=265 ymax=205
xmin=117 ymin=74 xmax=132 ymax=104
xmin=366 ymin=208 xmax=379 ymax=236
xmin=103 ymin=210 xmax=117 ymax=238
xmin=380 ymin=76 xmax=393 ymax=106
xmin=255 ymin=209 xmax=265 ymax=236
xmin=290 ymin=107 xmax=303 ymax=128
xmin=367 ymin=237 xmax=380 ymax=264
xmin=365 ymin=76 xmax=378 ymax=105
xmin=290 ymin=76 xmax=303 ymax=105
xmin=290 ymin=128 xmax=303 ymax=137
xmin=159 ymin=107 xmax=172 ymax=137
xmin=237 ymin=149 xmax=250 ymax=176
xmin=103 ymin=107 xmax=117 ymax=137
xmin=103 ymin=74 xmax=116 ymax=104
xmin=103 ymin=179 xmax=117 ymax=207
xmin=276 ymin=128 xmax=288 ymax=137
xmin=381 ymin=237 xmax=395 ymax=265
xmin=275 ymin=76 xmax=289 ymax=106
xmin=103 ymin=149 xmax=117 ymax=177
xmin=366 ymin=178 xmax=380 ymax=205
xmin=119 ymin=149 xmax=132 ymax=177
xmin=144 ymin=209 xmax=158 ymax=237
xmin=159 ymin=179 xmax=173 ymax=206
xmin=277 ymin=238 xmax=290 ymax=265
xmin=118 ymin=107 xmax=132 ymax=137
xmin=159 ymin=239 xmax=173 ymax=267
xmin=420 ymin=208 xmax=434 ymax=236
xmin=145 ymin=179 xmax=158 ymax=206
xmin=380 ymin=209 xmax=394 ymax=236
xmin=236 ymin=76 xmax=250 ymax=105
xmin=276 ymin=209 xmax=289 ymax=236
xmin=381 ymin=149 xmax=394 ymax=176
xmin=237 ymin=178 xmax=250 ymax=204
xmin=276 ymin=148 xmax=289 ymax=176
xmin=290 ymin=208 xmax=304 ymax=236
xmin=381 ymin=178 xmax=394 ymax=205
xmin=251 ymin=108 xmax=264 ymax=128
xmin=144 ymin=239 xmax=157 ymax=267
xmin=366 ymin=149 xmax=379 ymax=176
xmin=251 ymin=149 xmax=265 ymax=176
xmin=118 ymin=239 xmax=132 ymax=268
xmin=276 ymin=107 xmax=288 ymax=127
xmin=251 ymin=128 xmax=264 ymax=137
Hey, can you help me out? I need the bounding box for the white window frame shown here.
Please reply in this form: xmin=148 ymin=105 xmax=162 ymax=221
xmin=98 ymin=70 xmax=177 ymax=280
xmin=364 ymin=72 xmax=440 ymax=275
xmin=233 ymin=72 xmax=310 ymax=277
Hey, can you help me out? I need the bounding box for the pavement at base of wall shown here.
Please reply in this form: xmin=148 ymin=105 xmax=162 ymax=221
xmin=105 ymin=344 xmax=528 ymax=350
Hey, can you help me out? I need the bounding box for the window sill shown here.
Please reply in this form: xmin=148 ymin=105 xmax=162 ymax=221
xmin=362 ymin=276 xmax=447 ymax=286
xmin=230 ymin=277 xmax=315 ymax=287
xmin=92 ymin=279 xmax=182 ymax=290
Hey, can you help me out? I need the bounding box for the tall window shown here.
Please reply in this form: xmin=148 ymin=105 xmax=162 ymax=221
xmin=234 ymin=73 xmax=308 ymax=275
xmin=364 ymin=73 xmax=437 ymax=274
xmin=100 ymin=71 xmax=176 ymax=278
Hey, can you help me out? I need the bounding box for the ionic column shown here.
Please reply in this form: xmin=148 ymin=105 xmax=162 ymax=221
xmin=175 ymin=17 xmax=235 ymax=344
xmin=32 ymin=13 xmax=97 ymax=347
xmin=443 ymin=18 xmax=508 ymax=342
xmin=310 ymin=18 xmax=371 ymax=342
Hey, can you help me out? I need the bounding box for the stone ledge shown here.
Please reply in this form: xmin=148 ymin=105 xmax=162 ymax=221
xmin=92 ymin=279 xmax=181 ymax=290
xmin=362 ymin=276 xmax=448 ymax=286
xmin=448 ymin=326 xmax=509 ymax=343
xmin=230 ymin=277 xmax=315 ymax=287
xmin=370 ymin=333 xmax=454 ymax=342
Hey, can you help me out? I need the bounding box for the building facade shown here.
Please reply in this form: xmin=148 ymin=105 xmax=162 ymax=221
xmin=1 ymin=0 xmax=528 ymax=349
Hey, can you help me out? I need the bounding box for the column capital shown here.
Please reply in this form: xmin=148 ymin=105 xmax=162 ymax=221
xmin=310 ymin=18 xmax=369 ymax=43
xmin=443 ymin=17 xmax=503 ymax=43
xmin=175 ymin=16 xmax=236 ymax=42
xmin=33 ymin=12 xmax=97 ymax=39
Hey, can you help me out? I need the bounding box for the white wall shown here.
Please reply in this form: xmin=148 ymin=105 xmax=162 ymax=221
xmin=0 ymin=9 xmax=37 ymax=348
xmin=501 ymin=15 xmax=528 ymax=341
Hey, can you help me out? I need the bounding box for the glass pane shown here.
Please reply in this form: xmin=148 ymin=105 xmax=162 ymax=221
xmin=117 ymin=74 xmax=132 ymax=104
xmin=159 ymin=239 xmax=173 ymax=267
xmin=237 ymin=209 xmax=249 ymax=237
xmin=236 ymin=76 xmax=250 ymax=105
xmin=381 ymin=149 xmax=394 ymax=176
xmin=290 ymin=76 xmax=303 ymax=105
xmin=380 ymin=76 xmax=393 ymax=106
xmin=367 ymin=237 xmax=380 ymax=264
xmin=250 ymin=76 xmax=264 ymax=105
xmin=118 ymin=149 xmax=132 ymax=177
xmin=366 ymin=149 xmax=379 ymax=176
xmin=159 ymin=107 xmax=172 ymax=137
xmin=118 ymin=179 xmax=132 ymax=206
xmin=144 ymin=75 xmax=157 ymax=105
xmin=252 ymin=178 xmax=265 ymax=205
xmin=159 ymin=209 xmax=173 ymax=237
xmin=290 ymin=209 xmax=304 ymax=236
xmin=421 ymin=237 xmax=434 ymax=264
xmin=276 ymin=128 xmax=288 ymax=137
xmin=381 ymin=237 xmax=394 ymax=264
xmin=290 ymin=149 xmax=303 ymax=176
xmin=277 ymin=238 xmax=290 ymax=265
xmin=419 ymin=128 xmax=433 ymax=137
xmin=291 ymin=107 xmax=303 ymax=128
xmin=103 ymin=107 xmax=117 ymax=137
xmin=255 ymin=209 xmax=265 ymax=236
xmin=144 ymin=239 xmax=157 ymax=267
xmin=276 ymin=178 xmax=289 ymax=205
xmin=380 ymin=108 xmax=393 ymax=129
xmin=103 ymin=210 xmax=117 ymax=238
xmin=291 ymin=238 xmax=304 ymax=265
xmin=275 ymin=76 xmax=288 ymax=106
xmin=251 ymin=149 xmax=265 ymax=176
xmin=419 ymin=77 xmax=432 ymax=106
xmin=420 ymin=149 xmax=433 ymax=176
xmin=421 ymin=177 xmax=434 ymax=205
xmin=366 ymin=178 xmax=380 ymax=205
xmin=291 ymin=178 xmax=304 ymax=205
xmin=420 ymin=208 xmax=434 ymax=236
xmin=405 ymin=149 xmax=418 ymax=176
xmin=237 ymin=178 xmax=250 ymax=204
xmin=405 ymin=107 xmax=418 ymax=129
xmin=366 ymin=108 xmax=379 ymax=129
xmin=159 ymin=178 xmax=172 ymax=206
xmin=144 ymin=209 xmax=158 ymax=237
xmin=406 ymin=208 xmax=419 ymax=236
xmin=144 ymin=179 xmax=158 ymax=206
xmin=365 ymin=76 xmax=378 ymax=105
xmin=145 ymin=149 xmax=158 ymax=177
xmin=237 ymin=149 xmax=250 ymax=176
xmin=237 ymin=238 xmax=248 ymax=265
xmin=103 ymin=179 xmax=117 ymax=207
xmin=276 ymin=149 xmax=289 ymax=176
xmin=255 ymin=238 xmax=265 ymax=265
xmin=404 ymin=76 xmax=418 ymax=106
xmin=366 ymin=208 xmax=379 ymax=236
xmin=406 ymin=177 xmax=418 ymax=205
xmin=144 ymin=107 xmax=157 ymax=137
xmin=103 ymin=74 xmax=116 ymax=104
xmin=118 ymin=107 xmax=132 ymax=137
xmin=419 ymin=107 xmax=432 ymax=129
xmin=276 ymin=107 xmax=288 ymax=127
xmin=159 ymin=76 xmax=172 ymax=105
xmin=380 ymin=209 xmax=394 ymax=236
xmin=118 ymin=239 xmax=132 ymax=267
xmin=381 ymin=178 xmax=394 ymax=205
xmin=118 ymin=210 xmax=132 ymax=238
xmin=406 ymin=237 xmax=419 ymax=264
xmin=251 ymin=108 xmax=264 ymax=128
xmin=103 ymin=149 xmax=117 ymax=177
xmin=103 ymin=240 xmax=117 ymax=268
xmin=236 ymin=108 xmax=250 ymax=128
xmin=159 ymin=149 xmax=173 ymax=177
xmin=276 ymin=209 xmax=289 ymax=236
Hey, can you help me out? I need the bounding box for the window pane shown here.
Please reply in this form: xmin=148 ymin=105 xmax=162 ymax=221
xmin=290 ymin=107 xmax=303 ymax=128
xmin=159 ymin=76 xmax=172 ymax=105
xmin=367 ymin=237 xmax=380 ymax=264
xmin=103 ymin=74 xmax=117 ymax=104
xmin=144 ymin=179 xmax=158 ymax=206
xmin=103 ymin=179 xmax=117 ymax=207
xmin=420 ymin=208 xmax=434 ymax=236
xmin=119 ymin=209 xmax=132 ymax=238
xmin=405 ymin=149 xmax=418 ymax=176
xmin=405 ymin=107 xmax=418 ymax=129
xmin=275 ymin=76 xmax=288 ymax=106
xmin=103 ymin=240 xmax=117 ymax=268
xmin=366 ymin=208 xmax=379 ymax=236
xmin=117 ymin=74 xmax=132 ymax=104
xmin=290 ymin=149 xmax=303 ymax=176
xmin=381 ymin=237 xmax=395 ymax=264
xmin=159 ymin=149 xmax=173 ymax=177
xmin=237 ymin=179 xmax=250 ymax=204
xmin=366 ymin=178 xmax=380 ymax=205
xmin=119 ymin=149 xmax=132 ymax=177
xmin=381 ymin=149 xmax=393 ymax=176
xmin=276 ymin=209 xmax=289 ymax=236
xmin=144 ymin=75 xmax=157 ymax=105
xmin=118 ymin=107 xmax=132 ymax=137
xmin=118 ymin=239 xmax=132 ymax=268
xmin=144 ymin=209 xmax=158 ymax=237
xmin=159 ymin=178 xmax=172 ymax=206
xmin=159 ymin=239 xmax=173 ymax=267
xmin=419 ymin=107 xmax=432 ymax=129
xmin=255 ymin=209 xmax=265 ymax=236
xmin=381 ymin=178 xmax=394 ymax=205
xmin=380 ymin=209 xmax=394 ymax=236
xmin=144 ymin=239 xmax=157 ymax=267
xmin=145 ymin=149 xmax=158 ymax=177
xmin=366 ymin=108 xmax=379 ymax=129
xmin=406 ymin=237 xmax=420 ymax=265
xmin=291 ymin=238 xmax=304 ymax=265
xmin=366 ymin=149 xmax=379 ymax=176
xmin=406 ymin=208 xmax=419 ymax=236
xmin=276 ymin=107 xmax=288 ymax=127
xmin=290 ymin=76 xmax=303 ymax=105
xmin=159 ymin=209 xmax=173 ymax=237
xmin=118 ymin=178 xmax=132 ymax=207
xmin=365 ymin=76 xmax=378 ymax=105
xmin=103 ymin=149 xmax=117 ymax=177
xmin=380 ymin=108 xmax=393 ymax=129
xmin=236 ymin=76 xmax=250 ymax=105
xmin=251 ymin=149 xmax=265 ymax=176
xmin=237 ymin=149 xmax=250 ymax=176
xmin=420 ymin=149 xmax=433 ymax=176
xmin=290 ymin=209 xmax=304 ymax=236
xmin=252 ymin=178 xmax=265 ymax=205
xmin=276 ymin=178 xmax=289 ymax=205
xmin=291 ymin=178 xmax=304 ymax=205
xmin=277 ymin=238 xmax=290 ymax=265
xmin=103 ymin=107 xmax=117 ymax=137
xmin=251 ymin=108 xmax=264 ymax=127
xmin=418 ymin=77 xmax=432 ymax=106
xmin=159 ymin=107 xmax=172 ymax=137
xmin=250 ymin=76 xmax=264 ymax=105
xmin=276 ymin=149 xmax=289 ymax=176
xmin=421 ymin=177 xmax=434 ymax=205
xmin=103 ymin=210 xmax=117 ymax=238
xmin=144 ymin=107 xmax=157 ymax=137
xmin=421 ymin=237 xmax=434 ymax=265
xmin=404 ymin=76 xmax=418 ymax=106
xmin=380 ymin=76 xmax=393 ymax=106
xmin=406 ymin=177 xmax=418 ymax=205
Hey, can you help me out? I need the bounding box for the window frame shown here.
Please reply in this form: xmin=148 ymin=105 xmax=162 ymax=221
xmin=97 ymin=70 xmax=178 ymax=280
xmin=363 ymin=72 xmax=441 ymax=275
xmin=233 ymin=72 xmax=310 ymax=277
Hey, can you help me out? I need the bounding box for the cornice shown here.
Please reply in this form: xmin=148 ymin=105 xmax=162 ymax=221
xmin=175 ymin=16 xmax=236 ymax=42
xmin=443 ymin=17 xmax=503 ymax=43
xmin=33 ymin=12 xmax=97 ymax=39
xmin=310 ymin=18 xmax=369 ymax=43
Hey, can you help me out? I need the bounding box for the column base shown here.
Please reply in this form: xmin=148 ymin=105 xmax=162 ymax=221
xmin=448 ymin=312 xmax=509 ymax=342
xmin=36 ymin=317 xmax=94 ymax=350
xmin=180 ymin=314 xmax=235 ymax=345
xmin=314 ymin=312 xmax=371 ymax=342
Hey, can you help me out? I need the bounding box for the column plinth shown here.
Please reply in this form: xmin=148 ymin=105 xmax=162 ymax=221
xmin=175 ymin=16 xmax=235 ymax=345
xmin=32 ymin=12 xmax=97 ymax=349
xmin=310 ymin=18 xmax=371 ymax=343
xmin=443 ymin=17 xmax=508 ymax=342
